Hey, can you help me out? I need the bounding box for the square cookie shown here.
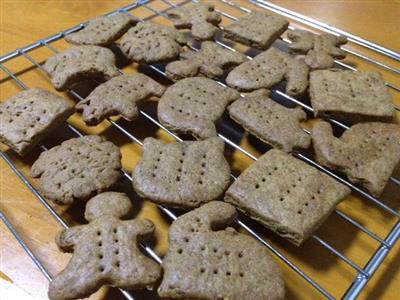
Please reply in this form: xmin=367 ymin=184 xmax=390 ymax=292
xmin=309 ymin=69 xmax=395 ymax=123
xmin=225 ymin=149 xmax=350 ymax=245
xmin=0 ymin=88 xmax=73 ymax=156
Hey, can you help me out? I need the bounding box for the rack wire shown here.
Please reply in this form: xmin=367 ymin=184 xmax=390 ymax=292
xmin=1 ymin=1 xmax=399 ymax=299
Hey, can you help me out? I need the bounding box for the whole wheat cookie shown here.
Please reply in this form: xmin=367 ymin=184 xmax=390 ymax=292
xmin=65 ymin=14 xmax=139 ymax=46
xmin=228 ymin=89 xmax=310 ymax=152
xmin=165 ymin=41 xmax=247 ymax=80
xmin=0 ymin=88 xmax=73 ymax=156
xmin=158 ymin=77 xmax=239 ymax=139
xmin=44 ymin=45 xmax=120 ymax=91
xmin=132 ymin=137 xmax=231 ymax=209
xmin=225 ymin=149 xmax=350 ymax=245
xmin=158 ymin=201 xmax=285 ymax=300
xmin=224 ymin=11 xmax=289 ymax=49
xmin=226 ymin=48 xmax=309 ymax=97
xmin=167 ymin=3 xmax=221 ymax=40
xmin=30 ymin=135 xmax=121 ymax=205
xmin=312 ymin=121 xmax=400 ymax=197
xmin=309 ymin=69 xmax=395 ymax=123
xmin=76 ymin=73 xmax=165 ymax=125
xmin=288 ymin=29 xmax=347 ymax=69
xmin=48 ymin=192 xmax=162 ymax=300
xmin=119 ymin=22 xmax=187 ymax=64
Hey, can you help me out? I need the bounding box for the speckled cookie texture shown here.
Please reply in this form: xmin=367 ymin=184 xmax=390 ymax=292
xmin=309 ymin=69 xmax=395 ymax=123
xmin=76 ymin=73 xmax=165 ymax=125
xmin=165 ymin=41 xmax=247 ymax=80
xmin=48 ymin=192 xmax=162 ymax=300
xmin=225 ymin=149 xmax=350 ymax=245
xmin=43 ymin=45 xmax=120 ymax=91
xmin=0 ymin=88 xmax=73 ymax=156
xmin=158 ymin=201 xmax=285 ymax=300
xmin=132 ymin=137 xmax=231 ymax=209
xmin=288 ymin=29 xmax=347 ymax=69
xmin=226 ymin=48 xmax=309 ymax=97
xmin=158 ymin=77 xmax=239 ymax=139
xmin=119 ymin=22 xmax=187 ymax=64
xmin=312 ymin=121 xmax=400 ymax=197
xmin=224 ymin=11 xmax=289 ymax=49
xmin=65 ymin=14 xmax=139 ymax=46
xmin=228 ymin=89 xmax=310 ymax=152
xmin=30 ymin=135 xmax=121 ymax=205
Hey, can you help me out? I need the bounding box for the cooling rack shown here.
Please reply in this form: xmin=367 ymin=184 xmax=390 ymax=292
xmin=1 ymin=0 xmax=399 ymax=299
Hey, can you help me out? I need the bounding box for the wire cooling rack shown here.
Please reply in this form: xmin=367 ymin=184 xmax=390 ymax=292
xmin=1 ymin=0 xmax=399 ymax=299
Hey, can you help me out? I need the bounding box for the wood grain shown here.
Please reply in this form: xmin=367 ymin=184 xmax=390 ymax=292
xmin=1 ymin=1 xmax=399 ymax=300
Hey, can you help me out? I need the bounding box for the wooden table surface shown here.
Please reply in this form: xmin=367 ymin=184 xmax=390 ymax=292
xmin=1 ymin=1 xmax=399 ymax=299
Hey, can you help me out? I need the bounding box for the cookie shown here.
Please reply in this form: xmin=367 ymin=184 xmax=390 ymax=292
xmin=167 ymin=3 xmax=221 ymax=40
xmin=226 ymin=48 xmax=309 ymax=97
xmin=225 ymin=149 xmax=350 ymax=245
xmin=0 ymin=88 xmax=73 ymax=156
xmin=43 ymin=45 xmax=120 ymax=91
xmin=224 ymin=11 xmax=289 ymax=49
xmin=48 ymin=192 xmax=162 ymax=300
xmin=228 ymin=89 xmax=310 ymax=152
xmin=65 ymin=14 xmax=139 ymax=46
xmin=30 ymin=135 xmax=121 ymax=205
xmin=309 ymin=69 xmax=395 ymax=123
xmin=288 ymin=29 xmax=347 ymax=69
xmin=158 ymin=77 xmax=239 ymax=139
xmin=76 ymin=73 xmax=165 ymax=125
xmin=132 ymin=137 xmax=231 ymax=209
xmin=119 ymin=22 xmax=187 ymax=64
xmin=158 ymin=201 xmax=285 ymax=300
xmin=165 ymin=41 xmax=247 ymax=80
xmin=312 ymin=121 xmax=400 ymax=197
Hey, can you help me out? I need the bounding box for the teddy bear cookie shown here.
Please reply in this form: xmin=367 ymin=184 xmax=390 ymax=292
xmin=48 ymin=192 xmax=162 ymax=300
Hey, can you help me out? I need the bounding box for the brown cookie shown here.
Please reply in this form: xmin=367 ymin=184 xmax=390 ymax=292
xmin=76 ymin=73 xmax=166 ymax=125
xmin=30 ymin=135 xmax=121 ymax=205
xmin=309 ymin=69 xmax=395 ymax=123
xmin=0 ymin=88 xmax=74 ymax=156
xmin=132 ymin=137 xmax=231 ymax=209
xmin=312 ymin=121 xmax=400 ymax=196
xmin=228 ymin=89 xmax=310 ymax=152
xmin=158 ymin=201 xmax=285 ymax=300
xmin=43 ymin=45 xmax=120 ymax=91
xmin=65 ymin=14 xmax=139 ymax=46
xmin=119 ymin=22 xmax=187 ymax=64
xmin=226 ymin=48 xmax=309 ymax=97
xmin=288 ymin=29 xmax=347 ymax=69
xmin=48 ymin=192 xmax=162 ymax=300
xmin=224 ymin=11 xmax=289 ymax=49
xmin=167 ymin=3 xmax=221 ymax=40
xmin=225 ymin=149 xmax=350 ymax=245
xmin=158 ymin=77 xmax=239 ymax=139
xmin=165 ymin=41 xmax=247 ymax=80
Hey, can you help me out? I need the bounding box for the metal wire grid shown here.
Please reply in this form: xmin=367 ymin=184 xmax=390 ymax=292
xmin=0 ymin=0 xmax=399 ymax=299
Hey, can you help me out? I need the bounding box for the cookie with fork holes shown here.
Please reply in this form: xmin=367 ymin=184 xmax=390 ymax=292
xmin=312 ymin=121 xmax=400 ymax=196
xmin=65 ymin=14 xmax=139 ymax=46
xmin=225 ymin=149 xmax=350 ymax=245
xmin=132 ymin=137 xmax=231 ymax=209
xmin=48 ymin=192 xmax=162 ymax=300
xmin=158 ymin=77 xmax=239 ymax=139
xmin=158 ymin=201 xmax=285 ymax=300
xmin=226 ymin=48 xmax=309 ymax=97
xmin=228 ymin=89 xmax=310 ymax=152
xmin=43 ymin=45 xmax=120 ymax=90
xmin=30 ymin=135 xmax=121 ymax=205
xmin=165 ymin=41 xmax=247 ymax=80
xmin=167 ymin=2 xmax=222 ymax=40
xmin=0 ymin=88 xmax=74 ymax=156
xmin=76 ymin=73 xmax=166 ymax=125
